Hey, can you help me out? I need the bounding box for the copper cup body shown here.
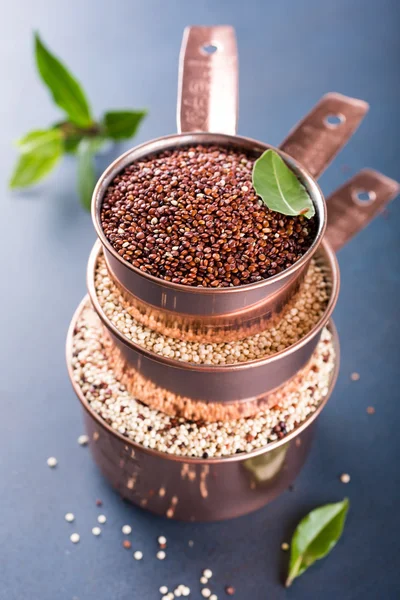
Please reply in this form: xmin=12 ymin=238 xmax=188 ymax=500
xmin=87 ymin=239 xmax=339 ymax=420
xmin=92 ymin=133 xmax=326 ymax=343
xmin=66 ymin=304 xmax=340 ymax=522
xmin=82 ymin=408 xmax=315 ymax=521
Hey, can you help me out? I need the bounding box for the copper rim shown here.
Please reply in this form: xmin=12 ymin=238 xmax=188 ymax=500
xmin=65 ymin=295 xmax=340 ymax=465
xmin=91 ymin=132 xmax=327 ymax=297
xmin=86 ymin=238 xmax=339 ymax=374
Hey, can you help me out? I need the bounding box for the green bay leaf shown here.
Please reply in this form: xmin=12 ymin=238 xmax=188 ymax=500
xmin=103 ymin=109 xmax=147 ymax=140
xmin=17 ymin=128 xmax=63 ymax=153
xmin=286 ymin=498 xmax=349 ymax=587
xmin=9 ymin=149 xmax=62 ymax=188
xmin=35 ymin=33 xmax=93 ymax=128
xmin=10 ymin=128 xmax=63 ymax=188
xmin=252 ymin=149 xmax=315 ymax=219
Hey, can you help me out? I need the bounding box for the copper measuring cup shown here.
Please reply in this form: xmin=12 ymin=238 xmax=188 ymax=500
xmin=92 ymin=26 xmax=371 ymax=344
xmin=66 ymin=298 xmax=340 ymax=521
xmin=87 ymin=237 xmax=335 ymax=420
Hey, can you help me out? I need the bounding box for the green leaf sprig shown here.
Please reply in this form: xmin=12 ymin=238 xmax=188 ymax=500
xmin=9 ymin=33 xmax=147 ymax=210
xmin=252 ymin=149 xmax=315 ymax=219
xmin=285 ymin=498 xmax=349 ymax=587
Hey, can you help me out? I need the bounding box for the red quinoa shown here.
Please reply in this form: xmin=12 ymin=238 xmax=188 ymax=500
xmin=100 ymin=145 xmax=317 ymax=287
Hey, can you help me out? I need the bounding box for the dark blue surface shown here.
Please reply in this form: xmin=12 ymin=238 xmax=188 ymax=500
xmin=1 ymin=1 xmax=400 ymax=598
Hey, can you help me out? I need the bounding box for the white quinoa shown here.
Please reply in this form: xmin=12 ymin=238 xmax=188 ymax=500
xmin=94 ymin=253 xmax=329 ymax=365
xmin=71 ymin=304 xmax=336 ymax=458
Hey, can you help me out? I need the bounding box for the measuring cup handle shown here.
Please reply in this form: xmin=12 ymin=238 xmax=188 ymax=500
xmin=177 ymin=26 xmax=238 ymax=135
xmin=280 ymin=93 xmax=369 ymax=179
xmin=325 ymin=169 xmax=399 ymax=252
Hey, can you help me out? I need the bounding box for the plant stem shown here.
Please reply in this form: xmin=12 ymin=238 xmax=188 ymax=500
xmin=285 ymin=556 xmax=302 ymax=587
xmin=59 ymin=121 xmax=101 ymax=139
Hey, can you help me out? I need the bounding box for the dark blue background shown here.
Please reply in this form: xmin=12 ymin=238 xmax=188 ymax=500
xmin=1 ymin=1 xmax=399 ymax=598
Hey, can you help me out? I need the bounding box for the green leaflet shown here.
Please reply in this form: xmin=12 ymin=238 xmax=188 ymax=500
xmin=35 ymin=33 xmax=93 ymax=127
xmin=10 ymin=128 xmax=63 ymax=188
xmin=286 ymin=498 xmax=349 ymax=587
xmin=103 ymin=109 xmax=147 ymax=140
xmin=252 ymin=149 xmax=315 ymax=219
xmin=17 ymin=128 xmax=62 ymax=153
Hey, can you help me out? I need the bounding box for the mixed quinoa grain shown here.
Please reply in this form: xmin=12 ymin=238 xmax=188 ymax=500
xmin=71 ymin=304 xmax=335 ymax=458
xmin=94 ymin=252 xmax=330 ymax=364
xmin=100 ymin=145 xmax=317 ymax=287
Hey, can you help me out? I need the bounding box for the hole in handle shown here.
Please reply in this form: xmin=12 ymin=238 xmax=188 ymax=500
xmin=352 ymin=189 xmax=376 ymax=205
xmin=324 ymin=113 xmax=346 ymax=128
xmin=201 ymin=43 xmax=218 ymax=55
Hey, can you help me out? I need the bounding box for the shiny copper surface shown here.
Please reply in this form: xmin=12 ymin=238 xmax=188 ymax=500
xmin=66 ymin=301 xmax=340 ymax=521
xmin=177 ymin=25 xmax=238 ymax=134
xmin=87 ymin=241 xmax=339 ymax=411
xmin=280 ymin=93 xmax=369 ymax=179
xmin=325 ymin=169 xmax=400 ymax=251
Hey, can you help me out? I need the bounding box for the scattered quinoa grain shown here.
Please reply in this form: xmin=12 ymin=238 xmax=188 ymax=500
xmin=351 ymin=372 xmax=360 ymax=381
xmin=201 ymin=589 xmax=211 ymax=598
xmin=210 ymin=595 xmax=218 ymax=600
xmin=159 ymin=587 xmax=168 ymax=595
xmin=47 ymin=457 xmax=57 ymax=468
xmin=367 ymin=406 xmax=375 ymax=415
xmin=200 ymin=577 xmax=208 ymax=584
xmin=95 ymin=499 xmax=103 ymax=506
xmin=133 ymin=551 xmax=143 ymax=560
xmin=92 ymin=527 xmax=101 ymax=536
xmin=70 ymin=533 xmax=80 ymax=544
xmin=203 ymin=569 xmax=213 ymax=579
xmin=158 ymin=535 xmax=167 ymax=545
xmin=65 ymin=513 xmax=75 ymax=523
xmin=123 ymin=540 xmax=132 ymax=549
xmin=281 ymin=542 xmax=289 ymax=551
xmin=97 ymin=515 xmax=107 ymax=524
xmin=122 ymin=525 xmax=132 ymax=535
xmin=77 ymin=434 xmax=89 ymax=446
xmin=340 ymin=473 xmax=351 ymax=484
xmin=157 ymin=550 xmax=166 ymax=560
xmin=225 ymin=586 xmax=235 ymax=595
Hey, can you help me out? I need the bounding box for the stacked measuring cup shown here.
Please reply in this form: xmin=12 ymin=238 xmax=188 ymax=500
xmin=66 ymin=26 xmax=398 ymax=521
